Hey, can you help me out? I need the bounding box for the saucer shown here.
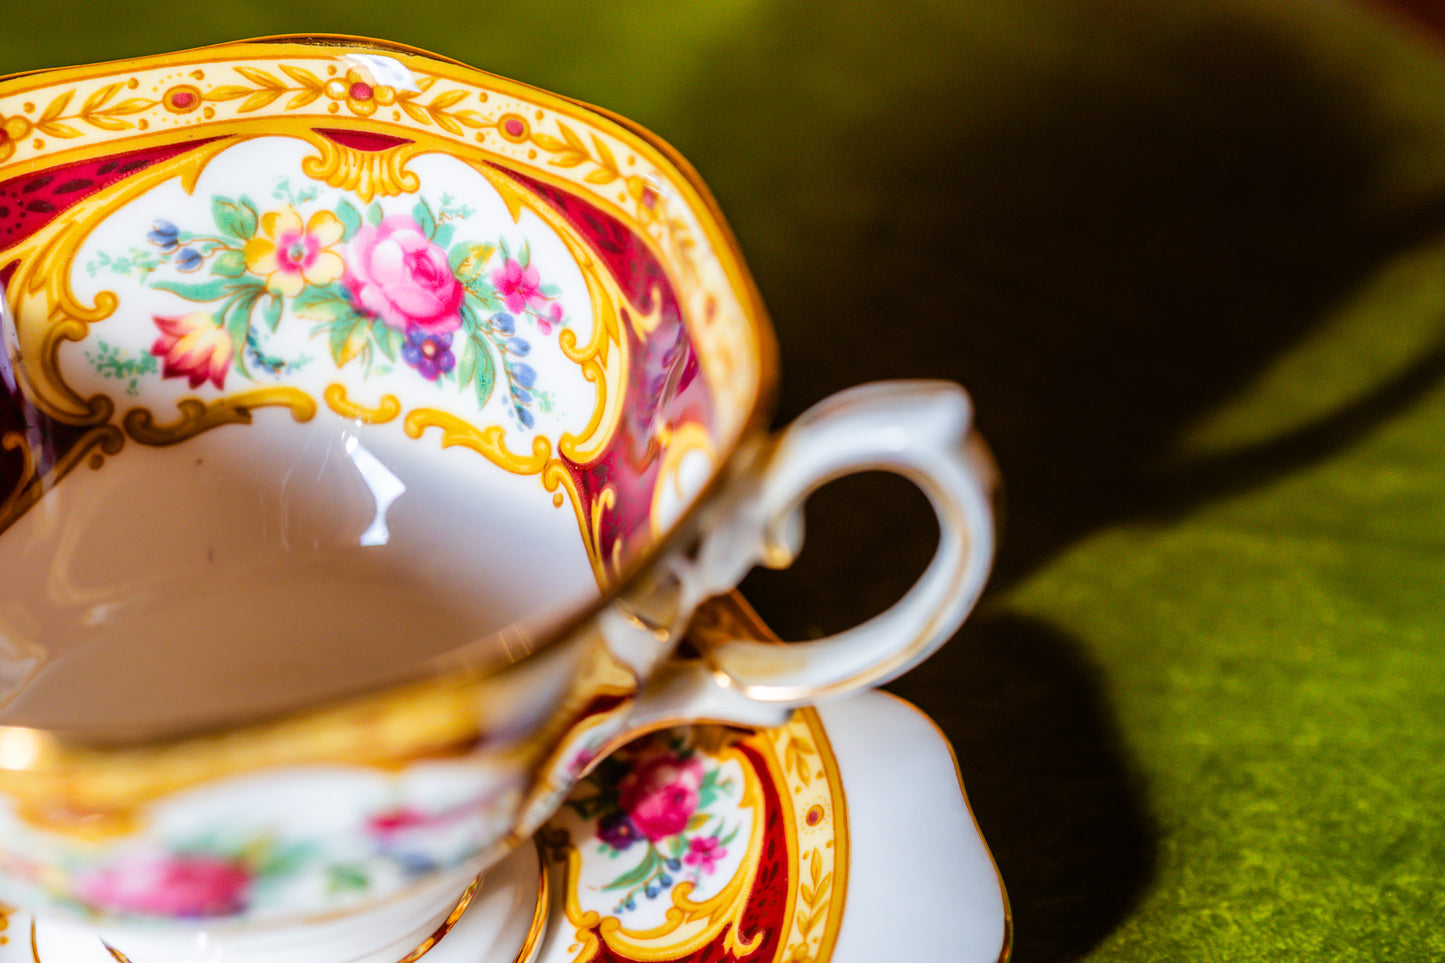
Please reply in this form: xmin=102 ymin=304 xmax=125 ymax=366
xmin=532 ymin=690 xmax=1011 ymax=963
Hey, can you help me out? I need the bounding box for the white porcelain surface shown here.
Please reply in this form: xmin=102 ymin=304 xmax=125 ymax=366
xmin=0 ymin=690 xmax=1007 ymax=963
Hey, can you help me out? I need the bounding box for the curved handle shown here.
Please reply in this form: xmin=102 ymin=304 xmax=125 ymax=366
xmin=688 ymin=379 xmax=997 ymax=704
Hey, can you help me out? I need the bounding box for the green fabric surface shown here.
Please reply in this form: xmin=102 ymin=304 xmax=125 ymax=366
xmin=5 ymin=1 xmax=1445 ymax=958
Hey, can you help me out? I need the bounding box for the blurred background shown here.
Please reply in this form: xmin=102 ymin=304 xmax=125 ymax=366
xmin=6 ymin=0 xmax=1445 ymax=958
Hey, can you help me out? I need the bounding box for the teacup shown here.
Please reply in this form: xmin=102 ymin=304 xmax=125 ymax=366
xmin=0 ymin=35 xmax=996 ymax=960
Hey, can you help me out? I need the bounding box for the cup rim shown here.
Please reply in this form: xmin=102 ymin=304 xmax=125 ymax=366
xmin=0 ymin=35 xmax=779 ymax=786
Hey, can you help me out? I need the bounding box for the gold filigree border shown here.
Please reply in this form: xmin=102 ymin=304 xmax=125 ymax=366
xmin=0 ymin=36 xmax=772 ymax=441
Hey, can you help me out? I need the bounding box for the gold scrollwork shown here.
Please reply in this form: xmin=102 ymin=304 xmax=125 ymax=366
xmin=122 ymin=388 xmax=317 ymax=446
xmin=0 ymin=424 xmax=123 ymax=536
xmin=299 ymin=132 xmax=421 ymax=203
xmin=2 ymin=139 xmax=236 ymax=424
xmin=470 ymin=161 xmax=630 ymax=468
xmin=323 ymin=383 xmax=401 ymax=423
xmin=649 ymin=421 xmax=715 ymax=540
xmin=402 ymin=409 xmax=552 ymax=474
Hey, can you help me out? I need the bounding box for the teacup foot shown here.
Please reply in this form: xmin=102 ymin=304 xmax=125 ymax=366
xmin=28 ymin=843 xmax=546 ymax=963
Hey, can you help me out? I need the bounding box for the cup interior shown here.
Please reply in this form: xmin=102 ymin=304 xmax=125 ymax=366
xmin=0 ymin=38 xmax=771 ymax=740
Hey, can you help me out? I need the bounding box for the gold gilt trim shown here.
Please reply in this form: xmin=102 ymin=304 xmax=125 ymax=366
xmin=121 ymin=387 xmax=317 ymax=445
xmin=0 ymin=35 xmax=773 ymax=446
xmin=300 ymin=134 xmax=421 ymax=203
xmin=769 ymin=707 xmax=849 ymax=963
xmin=0 ymin=425 xmax=124 ymax=533
xmin=323 ymin=383 xmax=401 ymax=424
xmin=2 ymin=140 xmax=237 ymax=424
xmin=649 ymin=421 xmax=715 ymax=539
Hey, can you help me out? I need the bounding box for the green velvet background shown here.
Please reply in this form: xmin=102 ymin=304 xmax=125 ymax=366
xmin=6 ymin=1 xmax=1445 ymax=958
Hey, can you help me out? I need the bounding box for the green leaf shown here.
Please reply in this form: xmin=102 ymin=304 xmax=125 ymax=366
xmin=211 ymin=249 xmax=247 ymax=278
xmin=433 ymin=222 xmax=455 ymax=250
xmin=451 ymin=243 xmax=495 ymax=284
xmin=336 ymin=198 xmax=363 ymax=241
xmin=329 ymin=318 xmax=366 ymax=366
xmin=152 ymin=278 xmax=244 ymax=303
xmin=327 ymin=864 xmax=369 ymax=893
xmin=412 ymin=198 xmax=437 ymax=239
xmin=455 ymin=335 xmax=477 ymax=388
xmin=471 ymin=336 xmax=495 ymax=408
xmin=602 ymin=847 xmax=661 ymax=891
xmin=225 ymin=311 xmax=251 ymax=377
xmin=260 ymin=294 xmax=284 ymax=331
xmin=293 ymin=287 xmax=354 ymax=323
xmin=369 ymin=320 xmax=403 ymax=362
xmin=213 ymin=196 xmax=258 ymax=241
xmin=366 ymin=202 xmax=384 ymax=226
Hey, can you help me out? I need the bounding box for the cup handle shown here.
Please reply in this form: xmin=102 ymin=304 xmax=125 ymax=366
xmin=685 ymin=379 xmax=997 ymax=703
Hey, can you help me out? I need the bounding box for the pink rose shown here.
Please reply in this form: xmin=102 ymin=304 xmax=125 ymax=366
xmin=617 ymin=750 xmax=705 ymax=841
xmin=77 ymin=853 xmax=250 ymax=918
xmin=345 ymin=215 xmax=462 ymax=333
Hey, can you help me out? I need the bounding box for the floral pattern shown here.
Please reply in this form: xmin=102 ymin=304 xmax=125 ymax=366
xmin=0 ymin=788 xmax=506 ymax=921
xmin=563 ymin=732 xmax=738 ymax=915
xmin=91 ymin=178 xmax=571 ymax=428
xmin=75 ymin=852 xmax=252 ymax=918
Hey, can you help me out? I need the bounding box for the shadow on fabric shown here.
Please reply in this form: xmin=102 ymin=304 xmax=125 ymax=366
xmin=669 ymin=2 xmax=1445 ymax=958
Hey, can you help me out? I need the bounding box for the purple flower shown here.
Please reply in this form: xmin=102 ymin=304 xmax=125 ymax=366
xmin=598 ymin=811 xmax=641 ymax=852
xmin=401 ymin=325 xmax=456 ymax=381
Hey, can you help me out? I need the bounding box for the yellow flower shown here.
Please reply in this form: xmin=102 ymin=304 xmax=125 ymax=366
xmin=323 ymin=69 xmax=397 ymax=118
xmin=243 ymin=207 xmax=345 ymax=298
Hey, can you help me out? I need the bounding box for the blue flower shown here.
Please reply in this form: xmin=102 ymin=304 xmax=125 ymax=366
xmin=175 ymin=247 xmax=203 ymax=272
xmin=490 ymin=312 xmax=515 ymax=335
xmin=147 ymin=219 xmax=180 ymax=251
xmin=508 ymin=362 xmax=536 ymax=389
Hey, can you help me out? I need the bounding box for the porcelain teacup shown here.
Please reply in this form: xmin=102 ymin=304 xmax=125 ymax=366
xmin=0 ymin=36 xmax=996 ymax=960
